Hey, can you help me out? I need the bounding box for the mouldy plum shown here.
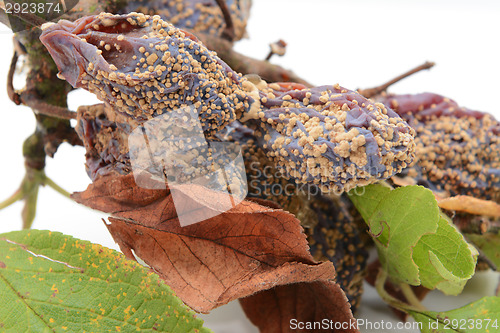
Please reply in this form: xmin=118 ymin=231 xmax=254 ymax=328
xmin=120 ymin=0 xmax=252 ymax=41
xmin=40 ymin=12 xmax=253 ymax=137
xmin=77 ymin=103 xmax=246 ymax=199
xmin=379 ymin=93 xmax=500 ymax=201
xmin=223 ymin=120 xmax=318 ymax=223
xmin=76 ymin=103 xmax=132 ymax=180
xmin=224 ymin=120 xmax=368 ymax=310
xmin=41 ymin=13 xmax=416 ymax=194
xmin=306 ymin=194 xmax=368 ymax=311
xmin=245 ymin=80 xmax=417 ymax=193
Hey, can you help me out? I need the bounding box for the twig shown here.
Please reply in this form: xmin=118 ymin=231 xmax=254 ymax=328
xmin=478 ymin=252 xmax=498 ymax=271
xmin=7 ymin=45 xmax=76 ymax=120
xmin=0 ymin=166 xmax=72 ymax=228
xmin=21 ymin=180 xmax=38 ymax=229
xmin=20 ymin=92 xmax=77 ymax=119
xmin=214 ymin=0 xmax=235 ymax=41
xmin=197 ymin=31 xmax=313 ymax=86
xmin=43 ymin=175 xmax=71 ymax=198
xmin=463 ymin=234 xmax=498 ymax=271
xmin=454 ymin=215 xmax=500 ymax=235
xmin=359 ymin=61 xmax=435 ymax=98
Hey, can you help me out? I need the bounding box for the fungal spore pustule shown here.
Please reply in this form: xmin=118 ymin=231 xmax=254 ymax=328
xmin=40 ymin=12 xmax=253 ymax=137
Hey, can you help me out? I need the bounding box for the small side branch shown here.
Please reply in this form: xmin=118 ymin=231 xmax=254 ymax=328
xmin=21 ymin=92 xmax=77 ymax=120
xmin=215 ymin=0 xmax=235 ymax=41
xmin=0 ymin=189 xmax=23 ymax=210
xmin=359 ymin=61 xmax=435 ymax=98
xmin=197 ymin=32 xmax=313 ymax=86
xmin=7 ymin=48 xmax=76 ymax=120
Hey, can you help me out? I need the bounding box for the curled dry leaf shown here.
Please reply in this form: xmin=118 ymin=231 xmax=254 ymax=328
xmin=437 ymin=195 xmax=500 ymax=218
xmin=72 ymin=173 xmax=356 ymax=329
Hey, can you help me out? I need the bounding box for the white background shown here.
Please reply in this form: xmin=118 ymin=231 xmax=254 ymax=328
xmin=0 ymin=1 xmax=499 ymax=332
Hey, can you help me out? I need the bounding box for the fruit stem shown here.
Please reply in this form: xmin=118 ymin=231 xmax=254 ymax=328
xmin=400 ymin=283 xmax=427 ymax=311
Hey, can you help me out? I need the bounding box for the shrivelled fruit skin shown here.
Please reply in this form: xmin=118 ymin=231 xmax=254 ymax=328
xmin=379 ymin=93 xmax=500 ymax=201
xmin=247 ymin=81 xmax=417 ymax=193
xmin=41 ymin=12 xmax=416 ymax=194
xmin=40 ymin=13 xmax=253 ymax=137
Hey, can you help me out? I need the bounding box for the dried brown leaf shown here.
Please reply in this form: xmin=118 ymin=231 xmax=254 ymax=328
xmin=73 ymin=173 xmax=356 ymax=327
xmin=240 ymin=281 xmax=359 ymax=333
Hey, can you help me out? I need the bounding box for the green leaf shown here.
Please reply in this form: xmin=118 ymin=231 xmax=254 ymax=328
xmin=348 ymin=184 xmax=391 ymax=220
xmin=413 ymin=214 xmax=478 ymax=294
xmin=350 ymin=184 xmax=478 ymax=294
xmin=0 ymin=230 xmax=211 ymax=333
xmin=466 ymin=232 xmax=500 ymax=269
xmin=408 ymin=296 xmax=500 ymax=332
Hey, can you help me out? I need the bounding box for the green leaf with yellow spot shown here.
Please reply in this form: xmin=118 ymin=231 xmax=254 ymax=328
xmin=350 ymin=184 xmax=478 ymax=295
xmin=408 ymin=296 xmax=500 ymax=332
xmin=0 ymin=229 xmax=211 ymax=333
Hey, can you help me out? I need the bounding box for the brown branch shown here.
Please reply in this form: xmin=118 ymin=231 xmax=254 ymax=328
xmin=454 ymin=214 xmax=500 ymax=235
xmin=359 ymin=61 xmax=435 ymax=98
xmin=20 ymin=91 xmax=76 ymax=120
xmin=7 ymin=58 xmax=75 ymax=119
xmin=478 ymin=251 xmax=498 ymax=271
xmin=7 ymin=47 xmax=76 ymax=120
xmin=214 ymin=0 xmax=235 ymax=42
xmin=197 ymin=32 xmax=313 ymax=87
